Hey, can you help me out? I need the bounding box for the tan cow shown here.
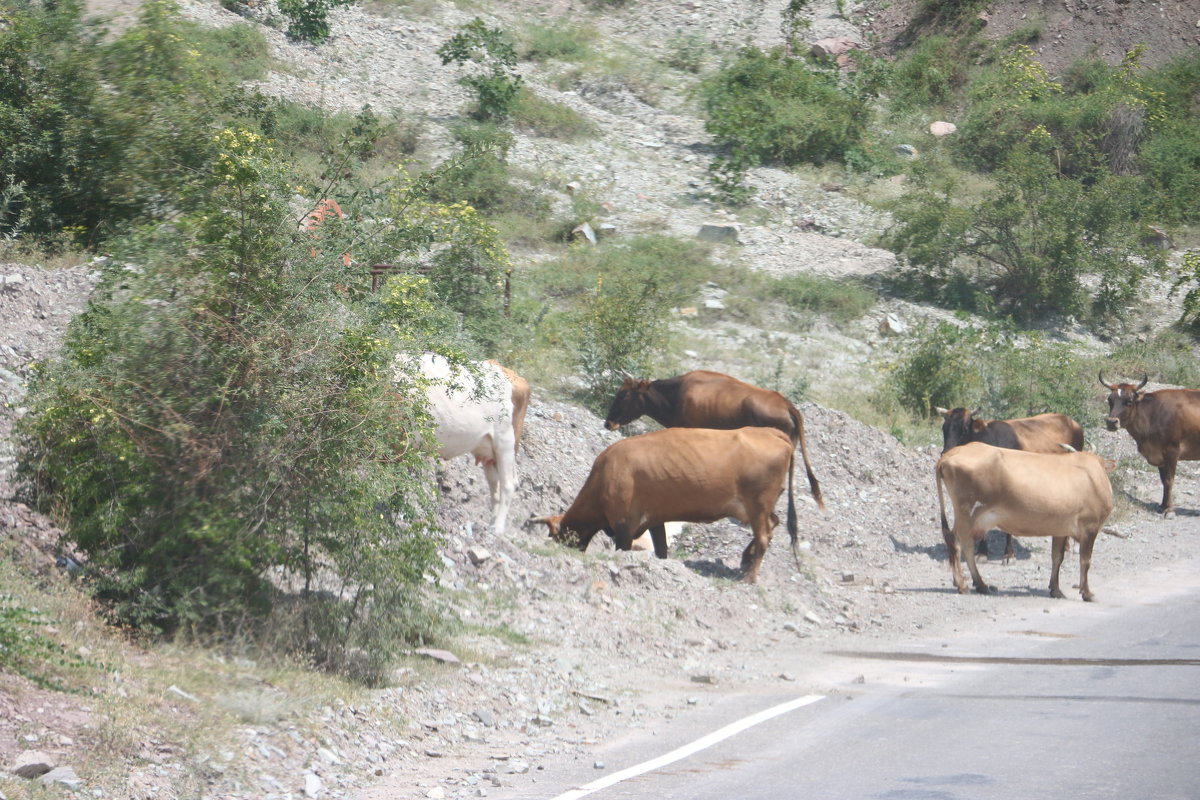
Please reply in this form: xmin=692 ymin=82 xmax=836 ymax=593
xmin=936 ymin=407 xmax=1085 ymax=561
xmin=532 ymin=426 xmax=797 ymax=583
xmin=487 ymin=361 xmax=530 ymax=456
xmin=1100 ymin=374 xmax=1200 ymax=518
xmin=603 ymin=370 xmax=824 ymax=509
xmin=936 ymin=442 xmax=1114 ymax=601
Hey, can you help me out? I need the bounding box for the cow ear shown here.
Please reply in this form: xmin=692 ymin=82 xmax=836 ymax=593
xmin=636 ymin=379 xmax=652 ymax=390
xmin=970 ymin=417 xmax=987 ymax=432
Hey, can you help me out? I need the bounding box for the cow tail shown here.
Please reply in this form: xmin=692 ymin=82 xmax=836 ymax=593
xmin=787 ymin=448 xmax=801 ymax=572
xmin=935 ymin=460 xmax=952 ymax=544
xmin=789 ymin=405 xmax=825 ymax=510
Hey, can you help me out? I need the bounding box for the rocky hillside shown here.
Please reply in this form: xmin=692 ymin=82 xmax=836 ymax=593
xmin=3 ymin=1 xmax=1198 ymax=798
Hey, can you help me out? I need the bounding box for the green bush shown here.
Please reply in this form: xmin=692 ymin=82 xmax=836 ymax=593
xmin=428 ymin=123 xmax=550 ymax=223
xmin=887 ymin=34 xmax=971 ymax=110
xmin=886 ymin=145 xmax=1162 ymax=321
xmin=519 ymin=21 xmax=593 ymax=62
xmin=14 ymin=128 xmax=514 ymax=677
xmin=511 ymin=89 xmax=598 ymax=140
xmin=277 ymin=0 xmax=355 ymax=43
xmin=700 ymin=46 xmax=869 ymax=167
xmin=0 ymin=592 xmax=97 ymax=691
xmin=438 ymin=18 xmax=523 ymax=122
xmin=887 ymin=321 xmax=1095 ymax=424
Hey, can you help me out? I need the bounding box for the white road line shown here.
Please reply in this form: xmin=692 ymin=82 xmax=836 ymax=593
xmin=547 ymin=694 xmax=826 ymax=800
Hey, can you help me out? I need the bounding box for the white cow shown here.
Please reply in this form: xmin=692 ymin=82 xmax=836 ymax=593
xmin=403 ymin=353 xmax=518 ymax=536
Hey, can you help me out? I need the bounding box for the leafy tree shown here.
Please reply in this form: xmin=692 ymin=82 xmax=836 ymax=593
xmin=437 ymin=19 xmax=524 ymax=122
xmin=15 ymin=129 xmax=512 ymax=678
xmin=886 ymin=143 xmax=1163 ymax=321
xmin=277 ymin=0 xmax=356 ymax=43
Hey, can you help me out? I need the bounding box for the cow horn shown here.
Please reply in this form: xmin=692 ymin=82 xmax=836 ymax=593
xmin=1136 ymin=374 xmax=1148 ymax=392
xmin=934 ymin=406 xmax=950 ymax=417
xmin=1098 ymin=372 xmax=1115 ymax=390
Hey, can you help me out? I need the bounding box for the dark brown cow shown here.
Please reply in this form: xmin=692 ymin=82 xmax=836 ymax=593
xmin=1100 ymin=374 xmax=1200 ymax=518
xmin=936 ymin=407 xmax=1085 ymax=562
xmin=531 ymin=427 xmax=797 ymax=583
xmin=603 ymin=370 xmax=824 ymax=509
xmin=936 ymin=442 xmax=1114 ymax=600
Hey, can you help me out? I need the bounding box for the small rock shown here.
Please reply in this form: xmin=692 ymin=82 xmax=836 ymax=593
xmin=594 ymin=761 xmax=605 ymax=770
xmin=467 ymin=546 xmax=491 ymax=566
xmin=415 ymin=648 xmax=461 ymax=665
xmin=427 ymin=787 xmax=446 ymax=799
xmin=893 ymin=144 xmax=918 ymax=158
xmin=804 ymin=611 xmax=823 ymax=625
xmin=304 ymin=772 xmax=322 ymax=798
xmin=696 ymin=223 xmax=741 ymax=244
xmin=13 ymin=751 xmax=54 ymax=779
xmin=929 ymin=121 xmax=957 ymax=137
xmin=571 ymin=221 xmax=597 ymax=245
xmin=40 ymin=767 xmax=82 ymax=789
xmin=689 ymin=674 xmax=717 ymax=685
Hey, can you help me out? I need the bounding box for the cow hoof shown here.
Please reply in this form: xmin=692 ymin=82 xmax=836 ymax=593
xmin=1050 ymin=589 xmax=1066 ymax=600
xmin=1081 ymin=591 xmax=1096 ymax=602
xmin=973 ymin=584 xmax=994 ymax=595
xmin=1162 ymin=509 xmax=1177 ymax=520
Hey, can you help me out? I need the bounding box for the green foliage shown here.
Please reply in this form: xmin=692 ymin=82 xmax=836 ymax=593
xmin=428 ymin=123 xmax=550 ymax=225
xmin=700 ymin=47 xmax=869 ymax=168
xmin=886 ymin=145 xmax=1162 ymax=321
xmin=0 ymin=594 xmax=97 ymax=691
xmin=277 ymin=0 xmax=355 ymax=43
xmin=953 ymin=46 xmax=1164 ymax=178
xmin=1138 ymin=121 xmax=1200 ymax=223
xmin=664 ymin=30 xmax=708 ymax=73
xmin=438 ymin=18 xmax=523 ymax=122
xmin=14 ymin=126 xmax=514 ymax=676
xmin=529 ymin=236 xmax=712 ymax=402
xmin=0 ymin=0 xmax=283 ymax=247
xmin=519 ymin=21 xmax=593 ymax=63
xmin=511 ymin=89 xmax=598 ymax=140
xmin=887 ymin=34 xmax=970 ymax=110
xmin=1173 ymin=250 xmax=1200 ymax=330
xmin=767 ymin=273 xmax=876 ymax=323
xmin=886 ymin=321 xmax=1095 ymax=424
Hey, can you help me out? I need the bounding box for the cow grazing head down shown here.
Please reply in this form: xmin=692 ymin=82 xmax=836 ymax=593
xmin=603 ymin=376 xmax=652 ymax=431
xmin=936 ymin=407 xmax=985 ymax=452
xmin=1099 ymin=373 xmax=1148 ymax=432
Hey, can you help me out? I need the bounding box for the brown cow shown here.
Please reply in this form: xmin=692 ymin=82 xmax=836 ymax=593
xmin=936 ymin=442 xmax=1114 ymax=600
xmin=603 ymin=370 xmax=824 ymax=509
xmin=531 ymin=427 xmax=797 ymax=583
xmin=1100 ymin=374 xmax=1200 ymax=518
xmin=936 ymin=407 xmax=1085 ymax=561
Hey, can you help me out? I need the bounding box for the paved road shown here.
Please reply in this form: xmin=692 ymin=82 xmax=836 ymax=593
xmin=512 ymin=559 xmax=1200 ymax=800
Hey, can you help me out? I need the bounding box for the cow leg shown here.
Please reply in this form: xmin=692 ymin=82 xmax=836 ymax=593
xmin=1003 ymin=533 xmax=1015 ymax=565
xmin=1078 ymin=531 xmax=1099 ymax=602
xmin=963 ymin=528 xmax=993 ymax=594
xmin=1159 ymin=450 xmax=1180 ymax=518
xmin=943 ymin=520 xmax=968 ymax=594
xmin=648 ymin=524 xmax=670 ymax=559
xmin=974 ymin=535 xmax=989 ymax=562
xmin=739 ymin=514 xmax=775 ymax=584
xmin=1049 ymin=536 xmax=1068 ymax=599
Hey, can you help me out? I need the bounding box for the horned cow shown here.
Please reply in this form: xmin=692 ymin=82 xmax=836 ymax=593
xmin=532 ymin=426 xmax=797 ymax=583
xmin=935 ymin=442 xmax=1114 ymax=601
xmin=1100 ymin=374 xmax=1200 ymax=518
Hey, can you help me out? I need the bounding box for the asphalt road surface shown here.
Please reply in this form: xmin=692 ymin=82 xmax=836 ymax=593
xmin=510 ymin=558 xmax=1200 ymax=800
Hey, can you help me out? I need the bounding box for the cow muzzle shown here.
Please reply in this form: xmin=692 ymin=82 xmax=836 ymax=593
xmin=603 ymin=420 xmax=620 ymax=431
xmin=1104 ymin=417 xmax=1121 ymax=432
